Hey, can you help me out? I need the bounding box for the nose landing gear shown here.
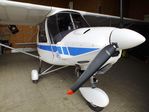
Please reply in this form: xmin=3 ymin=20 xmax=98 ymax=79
xmin=75 ymin=65 xmax=109 ymax=112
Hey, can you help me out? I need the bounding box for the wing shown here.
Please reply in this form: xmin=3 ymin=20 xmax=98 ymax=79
xmin=0 ymin=0 xmax=52 ymax=25
xmin=79 ymin=11 xmax=149 ymax=27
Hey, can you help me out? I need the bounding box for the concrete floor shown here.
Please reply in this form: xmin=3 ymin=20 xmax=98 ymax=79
xmin=0 ymin=53 xmax=149 ymax=112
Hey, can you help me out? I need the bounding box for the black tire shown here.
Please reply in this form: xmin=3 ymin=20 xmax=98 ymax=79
xmin=38 ymin=68 xmax=41 ymax=74
xmin=87 ymin=102 xmax=104 ymax=112
xmin=32 ymin=80 xmax=38 ymax=84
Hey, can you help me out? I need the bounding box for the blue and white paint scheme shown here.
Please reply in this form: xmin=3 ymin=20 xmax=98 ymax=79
xmin=37 ymin=27 xmax=124 ymax=69
xmin=0 ymin=1 xmax=146 ymax=111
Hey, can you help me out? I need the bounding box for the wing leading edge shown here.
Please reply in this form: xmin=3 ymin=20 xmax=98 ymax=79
xmin=0 ymin=0 xmax=149 ymax=27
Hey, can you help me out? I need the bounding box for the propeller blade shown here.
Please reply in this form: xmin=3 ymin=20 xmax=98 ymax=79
xmin=67 ymin=43 xmax=117 ymax=95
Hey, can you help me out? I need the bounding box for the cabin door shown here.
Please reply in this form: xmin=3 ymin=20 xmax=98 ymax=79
xmin=37 ymin=19 xmax=54 ymax=63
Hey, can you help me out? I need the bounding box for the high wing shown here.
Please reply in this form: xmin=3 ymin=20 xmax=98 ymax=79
xmin=0 ymin=0 xmax=149 ymax=27
xmin=80 ymin=11 xmax=149 ymax=27
xmin=0 ymin=0 xmax=52 ymax=25
xmin=0 ymin=0 xmax=149 ymax=57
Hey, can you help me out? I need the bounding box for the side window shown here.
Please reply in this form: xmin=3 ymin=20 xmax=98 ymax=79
xmin=39 ymin=21 xmax=47 ymax=42
xmin=72 ymin=14 xmax=89 ymax=29
xmin=47 ymin=15 xmax=59 ymax=39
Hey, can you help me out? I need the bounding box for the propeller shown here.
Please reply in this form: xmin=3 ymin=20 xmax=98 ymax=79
xmin=67 ymin=43 xmax=118 ymax=95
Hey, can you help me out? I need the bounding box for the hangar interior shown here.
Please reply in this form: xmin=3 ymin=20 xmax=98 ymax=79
xmin=0 ymin=0 xmax=149 ymax=112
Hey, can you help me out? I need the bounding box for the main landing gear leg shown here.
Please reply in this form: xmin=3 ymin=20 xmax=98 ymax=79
xmin=90 ymin=75 xmax=98 ymax=88
xmin=31 ymin=61 xmax=68 ymax=84
xmin=75 ymin=65 xmax=84 ymax=77
xmin=38 ymin=59 xmax=42 ymax=74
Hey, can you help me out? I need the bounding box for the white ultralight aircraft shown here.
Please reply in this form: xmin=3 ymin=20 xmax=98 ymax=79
xmin=0 ymin=1 xmax=146 ymax=111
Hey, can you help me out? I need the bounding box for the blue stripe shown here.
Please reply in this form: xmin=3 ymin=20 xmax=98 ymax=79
xmin=57 ymin=47 xmax=62 ymax=54
xmin=68 ymin=47 xmax=97 ymax=56
xmin=38 ymin=45 xmax=98 ymax=56
xmin=38 ymin=45 xmax=52 ymax=51
xmin=51 ymin=46 xmax=57 ymax=52
xmin=63 ymin=47 xmax=69 ymax=55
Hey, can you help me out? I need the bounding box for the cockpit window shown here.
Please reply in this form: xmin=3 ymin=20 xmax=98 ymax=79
xmin=47 ymin=15 xmax=59 ymax=42
xmin=39 ymin=21 xmax=47 ymax=43
xmin=47 ymin=11 xmax=89 ymax=44
xmin=72 ymin=13 xmax=89 ymax=28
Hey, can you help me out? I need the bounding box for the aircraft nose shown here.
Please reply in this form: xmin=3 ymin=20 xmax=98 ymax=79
xmin=110 ymin=29 xmax=146 ymax=49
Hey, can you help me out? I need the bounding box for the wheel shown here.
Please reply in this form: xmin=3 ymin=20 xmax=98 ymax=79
xmin=87 ymin=102 xmax=104 ymax=112
xmin=32 ymin=80 xmax=38 ymax=84
xmin=31 ymin=69 xmax=39 ymax=84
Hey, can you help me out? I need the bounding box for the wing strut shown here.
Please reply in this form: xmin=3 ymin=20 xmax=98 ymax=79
xmin=0 ymin=43 xmax=39 ymax=59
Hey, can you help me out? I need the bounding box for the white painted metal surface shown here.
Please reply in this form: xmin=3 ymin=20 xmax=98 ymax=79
xmin=37 ymin=26 xmax=144 ymax=70
xmin=31 ymin=69 xmax=39 ymax=81
xmin=0 ymin=0 xmax=52 ymax=25
xmin=79 ymin=87 xmax=109 ymax=107
xmin=11 ymin=48 xmax=36 ymax=53
xmin=111 ymin=29 xmax=145 ymax=49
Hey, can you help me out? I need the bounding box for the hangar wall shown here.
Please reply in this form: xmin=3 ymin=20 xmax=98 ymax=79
xmin=73 ymin=0 xmax=119 ymax=16
xmin=126 ymin=0 xmax=149 ymax=20
xmin=15 ymin=0 xmax=70 ymax=7
xmin=9 ymin=26 xmax=37 ymax=48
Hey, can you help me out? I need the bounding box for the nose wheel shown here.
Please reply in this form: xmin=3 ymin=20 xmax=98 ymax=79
xmin=78 ymin=72 xmax=109 ymax=112
xmin=79 ymin=87 xmax=109 ymax=112
xmin=87 ymin=102 xmax=104 ymax=112
xmin=88 ymin=76 xmax=104 ymax=112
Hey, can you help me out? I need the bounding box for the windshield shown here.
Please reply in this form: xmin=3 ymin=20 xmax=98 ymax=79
xmin=72 ymin=13 xmax=89 ymax=28
xmin=47 ymin=11 xmax=89 ymax=44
